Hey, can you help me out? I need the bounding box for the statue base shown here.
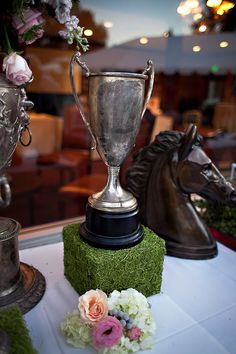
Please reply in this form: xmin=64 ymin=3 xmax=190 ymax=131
xmin=165 ymin=238 xmax=218 ymax=260
xmin=80 ymin=205 xmax=143 ymax=248
xmin=63 ymin=223 xmax=165 ymax=297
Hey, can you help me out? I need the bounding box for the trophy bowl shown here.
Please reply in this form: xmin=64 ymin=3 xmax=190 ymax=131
xmin=70 ymin=54 xmax=154 ymax=248
xmin=0 ymin=74 xmax=32 ymax=207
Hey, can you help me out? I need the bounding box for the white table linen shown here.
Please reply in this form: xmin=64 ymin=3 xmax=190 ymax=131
xmin=20 ymin=240 xmax=236 ymax=354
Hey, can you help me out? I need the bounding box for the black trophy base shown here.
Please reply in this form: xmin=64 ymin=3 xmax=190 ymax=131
xmin=80 ymin=205 xmax=144 ymax=249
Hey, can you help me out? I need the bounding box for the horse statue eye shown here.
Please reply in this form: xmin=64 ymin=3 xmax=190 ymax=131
xmin=203 ymin=163 xmax=211 ymax=171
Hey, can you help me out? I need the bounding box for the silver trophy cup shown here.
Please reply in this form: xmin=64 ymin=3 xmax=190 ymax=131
xmin=0 ymin=74 xmax=45 ymax=313
xmin=70 ymin=53 xmax=154 ymax=248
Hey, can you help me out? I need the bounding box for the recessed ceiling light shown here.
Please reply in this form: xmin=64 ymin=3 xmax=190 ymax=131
xmin=104 ymin=21 xmax=113 ymax=28
xmin=220 ymin=41 xmax=229 ymax=48
xmin=206 ymin=0 xmax=222 ymax=7
xmin=188 ymin=0 xmax=199 ymax=9
xmin=193 ymin=45 xmax=201 ymax=52
xmin=139 ymin=37 xmax=149 ymax=45
xmin=199 ymin=24 xmax=207 ymax=32
xmin=193 ymin=13 xmax=202 ymax=20
xmin=84 ymin=29 xmax=93 ymax=36
xmin=177 ymin=4 xmax=191 ymax=16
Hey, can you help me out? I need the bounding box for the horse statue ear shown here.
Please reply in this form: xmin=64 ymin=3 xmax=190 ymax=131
xmin=179 ymin=124 xmax=198 ymax=161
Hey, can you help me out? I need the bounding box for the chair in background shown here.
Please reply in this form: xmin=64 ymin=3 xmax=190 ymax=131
xmin=213 ymin=102 xmax=236 ymax=133
xmin=16 ymin=112 xmax=63 ymax=159
xmin=58 ymin=173 xmax=107 ymax=217
xmin=182 ymin=110 xmax=202 ymax=128
xmin=150 ymin=115 xmax=174 ymax=143
xmin=58 ymin=118 xmax=153 ymax=218
xmin=36 ymin=104 xmax=92 ymax=183
xmin=8 ymin=107 xmax=92 ymax=225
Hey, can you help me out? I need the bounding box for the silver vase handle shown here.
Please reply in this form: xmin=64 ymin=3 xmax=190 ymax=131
xmin=141 ymin=60 xmax=155 ymax=118
xmin=0 ymin=175 xmax=11 ymax=208
xmin=70 ymin=52 xmax=97 ymax=150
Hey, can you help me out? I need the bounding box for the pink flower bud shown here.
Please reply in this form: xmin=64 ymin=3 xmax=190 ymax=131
xmin=127 ymin=326 xmax=142 ymax=341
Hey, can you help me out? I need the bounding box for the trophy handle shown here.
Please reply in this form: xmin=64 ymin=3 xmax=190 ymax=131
xmin=141 ymin=60 xmax=155 ymax=118
xmin=70 ymin=52 xmax=97 ymax=150
xmin=0 ymin=175 xmax=11 ymax=208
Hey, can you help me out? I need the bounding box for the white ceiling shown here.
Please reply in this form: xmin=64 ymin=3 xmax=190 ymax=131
xmin=81 ymin=32 xmax=236 ymax=74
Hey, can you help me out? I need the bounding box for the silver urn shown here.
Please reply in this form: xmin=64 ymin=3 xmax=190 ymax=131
xmin=0 ymin=74 xmax=45 ymax=313
xmin=0 ymin=74 xmax=32 ymax=207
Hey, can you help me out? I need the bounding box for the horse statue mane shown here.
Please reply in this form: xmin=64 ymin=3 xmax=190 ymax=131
xmin=126 ymin=130 xmax=201 ymax=218
xmin=126 ymin=124 xmax=236 ymax=260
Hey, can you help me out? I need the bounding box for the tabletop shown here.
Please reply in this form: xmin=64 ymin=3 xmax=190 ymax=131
xmin=19 ymin=221 xmax=236 ymax=354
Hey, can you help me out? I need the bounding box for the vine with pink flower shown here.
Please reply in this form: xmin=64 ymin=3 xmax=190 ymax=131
xmin=0 ymin=0 xmax=89 ymax=86
xmin=61 ymin=288 xmax=156 ymax=353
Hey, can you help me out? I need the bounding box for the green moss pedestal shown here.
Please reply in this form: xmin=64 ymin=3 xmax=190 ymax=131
xmin=0 ymin=305 xmax=36 ymax=354
xmin=63 ymin=224 xmax=165 ymax=297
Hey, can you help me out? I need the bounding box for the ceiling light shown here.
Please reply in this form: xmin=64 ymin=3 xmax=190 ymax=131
xmin=217 ymin=1 xmax=235 ymax=15
xmin=193 ymin=45 xmax=201 ymax=52
xmin=186 ymin=0 xmax=199 ymax=9
xmin=84 ymin=29 xmax=93 ymax=36
xmin=139 ymin=37 xmax=148 ymax=44
xmin=193 ymin=13 xmax=203 ymax=20
xmin=139 ymin=37 xmax=149 ymax=45
xmin=206 ymin=0 xmax=222 ymax=7
xmin=220 ymin=41 xmax=229 ymax=48
xmin=199 ymin=24 xmax=207 ymax=32
xmin=177 ymin=2 xmax=191 ymax=16
xmin=104 ymin=21 xmax=113 ymax=28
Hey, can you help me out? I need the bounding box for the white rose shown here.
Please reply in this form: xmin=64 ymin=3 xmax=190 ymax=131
xmin=3 ymin=52 xmax=32 ymax=86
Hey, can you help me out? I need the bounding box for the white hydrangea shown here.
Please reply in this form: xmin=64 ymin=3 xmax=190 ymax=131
xmin=99 ymin=336 xmax=140 ymax=353
xmin=108 ymin=288 xmax=149 ymax=315
xmin=107 ymin=288 xmax=157 ymax=352
xmin=60 ymin=309 xmax=91 ymax=348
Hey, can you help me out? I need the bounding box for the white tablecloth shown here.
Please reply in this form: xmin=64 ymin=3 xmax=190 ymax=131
xmin=21 ymin=240 xmax=236 ymax=354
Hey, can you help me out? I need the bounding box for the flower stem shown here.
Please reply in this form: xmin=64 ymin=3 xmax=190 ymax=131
xmin=3 ymin=24 xmax=13 ymax=54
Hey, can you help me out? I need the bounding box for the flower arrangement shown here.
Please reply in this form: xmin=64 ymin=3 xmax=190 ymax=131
xmin=61 ymin=288 xmax=156 ymax=353
xmin=0 ymin=0 xmax=89 ymax=86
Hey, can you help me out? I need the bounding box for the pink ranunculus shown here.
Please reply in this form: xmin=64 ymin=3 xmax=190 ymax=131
xmin=12 ymin=8 xmax=44 ymax=45
xmin=92 ymin=316 xmax=123 ymax=349
xmin=127 ymin=326 xmax=142 ymax=341
xmin=78 ymin=289 xmax=108 ymax=324
xmin=3 ymin=53 xmax=32 ymax=86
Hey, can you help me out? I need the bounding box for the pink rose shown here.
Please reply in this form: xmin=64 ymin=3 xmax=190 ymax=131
xmin=127 ymin=326 xmax=142 ymax=341
xmin=78 ymin=289 xmax=108 ymax=324
xmin=12 ymin=8 xmax=44 ymax=45
xmin=92 ymin=316 xmax=123 ymax=349
xmin=3 ymin=53 xmax=32 ymax=86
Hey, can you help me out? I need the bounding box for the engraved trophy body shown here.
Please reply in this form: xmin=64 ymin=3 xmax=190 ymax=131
xmin=70 ymin=54 xmax=154 ymax=248
xmin=0 ymin=74 xmax=32 ymax=208
xmin=0 ymin=74 xmax=45 ymax=313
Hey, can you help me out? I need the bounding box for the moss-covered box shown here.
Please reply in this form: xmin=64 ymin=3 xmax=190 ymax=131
xmin=0 ymin=305 xmax=36 ymax=354
xmin=63 ymin=224 xmax=165 ymax=297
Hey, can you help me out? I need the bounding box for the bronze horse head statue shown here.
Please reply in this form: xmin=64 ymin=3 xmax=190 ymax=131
xmin=126 ymin=124 xmax=236 ymax=259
